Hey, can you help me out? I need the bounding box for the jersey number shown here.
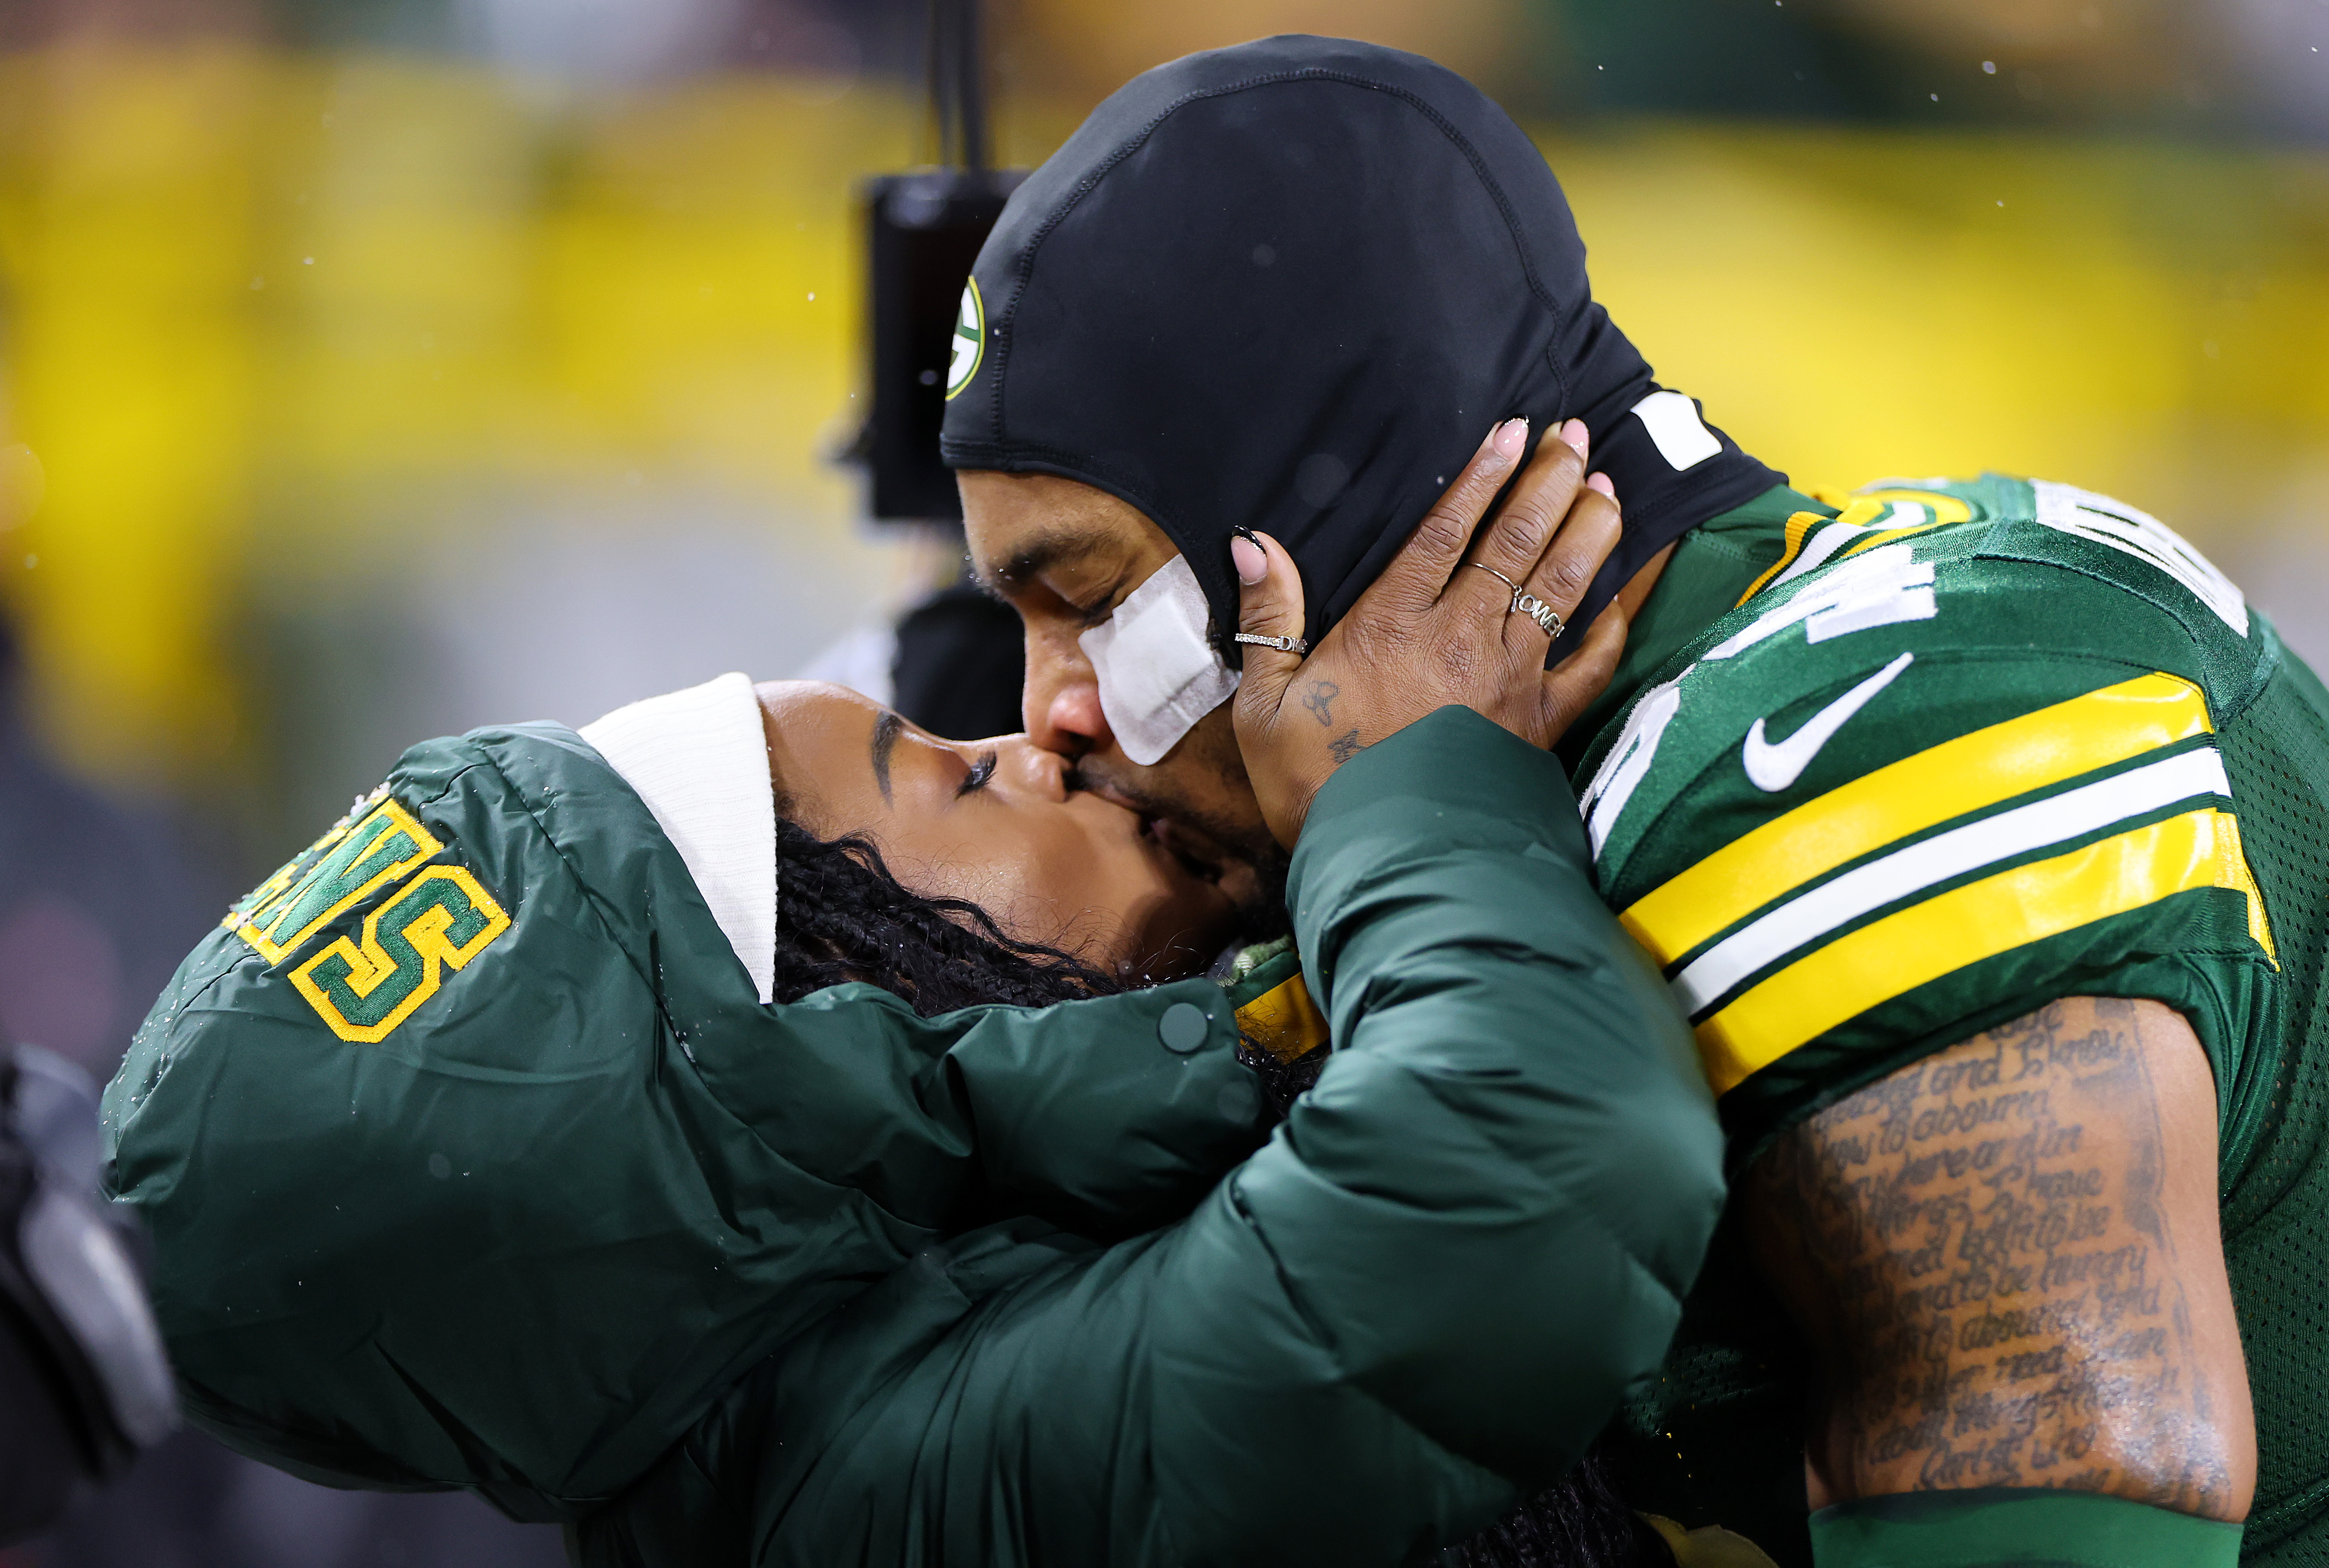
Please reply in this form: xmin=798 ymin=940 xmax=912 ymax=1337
xmin=2032 ymin=480 xmax=2247 ymax=636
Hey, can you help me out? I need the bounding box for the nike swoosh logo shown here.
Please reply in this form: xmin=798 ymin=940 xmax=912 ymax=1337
xmin=1741 ymin=651 xmax=1915 ymax=793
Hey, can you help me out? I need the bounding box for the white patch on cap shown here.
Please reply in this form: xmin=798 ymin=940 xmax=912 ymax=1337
xmin=1078 ymin=554 xmax=1241 ymax=767
xmin=1630 ymin=390 xmax=1722 ymax=471
xmin=946 ymin=278 xmax=985 ymax=402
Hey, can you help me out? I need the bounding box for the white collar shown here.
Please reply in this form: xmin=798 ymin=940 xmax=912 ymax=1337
xmin=579 ymin=673 xmax=776 ymax=1004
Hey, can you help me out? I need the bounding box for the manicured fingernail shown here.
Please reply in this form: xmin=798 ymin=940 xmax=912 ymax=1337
xmin=1585 ymin=472 xmax=1616 ymax=498
xmin=1230 ymin=535 xmax=1267 ymax=585
xmin=1490 ymin=417 xmax=1529 ymax=462
xmin=1559 ymin=419 xmax=1589 ymax=455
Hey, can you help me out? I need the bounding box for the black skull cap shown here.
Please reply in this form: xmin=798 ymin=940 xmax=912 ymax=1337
xmin=940 ymin=33 xmax=1783 ymax=657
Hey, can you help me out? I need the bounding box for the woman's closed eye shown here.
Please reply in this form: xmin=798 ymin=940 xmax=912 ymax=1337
xmin=956 ymin=749 xmax=1000 ymax=798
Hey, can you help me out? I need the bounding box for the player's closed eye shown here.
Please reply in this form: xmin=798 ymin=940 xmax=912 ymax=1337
xmin=1064 ymin=574 xmax=1129 ymax=629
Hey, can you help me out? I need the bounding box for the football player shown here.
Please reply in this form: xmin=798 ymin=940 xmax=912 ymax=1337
xmin=948 ymin=36 xmax=2326 ymax=1568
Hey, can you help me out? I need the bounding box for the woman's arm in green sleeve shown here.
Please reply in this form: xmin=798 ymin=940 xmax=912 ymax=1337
xmin=582 ymin=706 xmax=1725 ymax=1568
xmin=1143 ymin=703 xmax=1726 ymax=1559
xmin=1265 ymin=701 xmax=1723 ymax=1458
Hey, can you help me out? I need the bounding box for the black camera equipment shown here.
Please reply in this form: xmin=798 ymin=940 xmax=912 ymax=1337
xmin=840 ymin=0 xmax=1031 ymax=739
xmin=0 ymin=1043 xmax=175 ymax=1543
xmin=850 ymin=0 xmax=1024 ymax=523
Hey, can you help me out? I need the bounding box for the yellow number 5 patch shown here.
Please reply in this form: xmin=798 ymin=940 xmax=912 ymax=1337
xmin=289 ymin=866 xmax=511 ymax=1044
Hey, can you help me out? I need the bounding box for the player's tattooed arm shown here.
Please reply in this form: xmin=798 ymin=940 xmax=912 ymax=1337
xmin=1744 ymin=998 xmax=2254 ymax=1521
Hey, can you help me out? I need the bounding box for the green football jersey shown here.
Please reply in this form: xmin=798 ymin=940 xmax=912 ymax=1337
xmin=1573 ymin=475 xmax=2329 ymax=1563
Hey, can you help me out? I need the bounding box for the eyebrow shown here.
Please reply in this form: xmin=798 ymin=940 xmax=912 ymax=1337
xmin=975 ymin=525 xmax=1112 ymax=596
xmin=869 ymin=709 xmax=901 ymax=805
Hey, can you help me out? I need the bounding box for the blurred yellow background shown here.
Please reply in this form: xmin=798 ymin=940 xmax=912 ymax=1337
xmin=1 ymin=4 xmax=2325 ymax=856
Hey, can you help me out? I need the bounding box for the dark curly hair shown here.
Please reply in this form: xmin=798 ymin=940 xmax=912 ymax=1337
xmin=770 ymin=814 xmax=1120 ymax=1014
xmin=1440 ymin=1448 xmax=1676 ymax=1568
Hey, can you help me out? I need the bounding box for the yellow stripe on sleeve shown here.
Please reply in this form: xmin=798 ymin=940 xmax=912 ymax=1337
xmin=1620 ymin=672 xmax=2211 ymax=971
xmin=1734 ymin=511 xmax=1833 ymax=605
xmin=1235 ymin=972 xmax=1330 ymax=1065
xmin=1835 ymin=515 xmax=1952 ymax=560
xmin=1829 ymin=492 xmax=1973 ymax=564
xmin=2221 ymin=811 xmax=2281 ymax=968
xmin=1853 ymin=489 xmax=1974 ymax=521
xmin=1694 ymin=805 xmax=2271 ymax=1094
xmin=1735 ymin=493 xmax=1975 ymax=608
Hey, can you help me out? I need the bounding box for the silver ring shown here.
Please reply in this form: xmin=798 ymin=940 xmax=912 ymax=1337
xmin=1233 ymin=631 xmax=1309 ymax=654
xmin=1466 ymin=563 xmax=1566 ymax=640
xmin=1513 ymin=591 xmax=1565 ymax=640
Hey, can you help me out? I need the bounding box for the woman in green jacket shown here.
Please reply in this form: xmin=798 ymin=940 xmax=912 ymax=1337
xmin=106 ymin=435 xmax=1722 ymax=1566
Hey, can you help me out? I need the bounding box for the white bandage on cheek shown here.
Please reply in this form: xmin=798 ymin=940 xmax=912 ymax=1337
xmin=1078 ymin=554 xmax=1242 ymax=767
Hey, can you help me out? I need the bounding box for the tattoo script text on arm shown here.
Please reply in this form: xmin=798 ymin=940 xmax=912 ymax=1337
xmin=1746 ymin=997 xmax=2251 ymax=1519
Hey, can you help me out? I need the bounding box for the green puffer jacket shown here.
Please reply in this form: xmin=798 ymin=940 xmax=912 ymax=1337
xmin=106 ymin=706 xmax=1722 ymax=1565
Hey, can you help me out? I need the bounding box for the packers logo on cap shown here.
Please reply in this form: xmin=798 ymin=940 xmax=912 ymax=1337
xmin=946 ymin=277 xmax=984 ymax=401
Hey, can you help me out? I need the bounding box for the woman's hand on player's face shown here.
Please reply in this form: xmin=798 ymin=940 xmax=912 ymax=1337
xmin=1231 ymin=418 xmax=1627 ymax=849
xmin=759 ymin=681 xmax=1239 ymax=982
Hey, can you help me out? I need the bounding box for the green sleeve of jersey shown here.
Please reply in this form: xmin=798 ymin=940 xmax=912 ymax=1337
xmin=573 ymin=708 xmax=1726 ymax=1568
xmin=1576 ymin=480 xmax=2283 ymax=1163
xmin=104 ymin=723 xmax=1273 ymax=1518
xmin=1810 ymin=1488 xmax=2241 ymax=1568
